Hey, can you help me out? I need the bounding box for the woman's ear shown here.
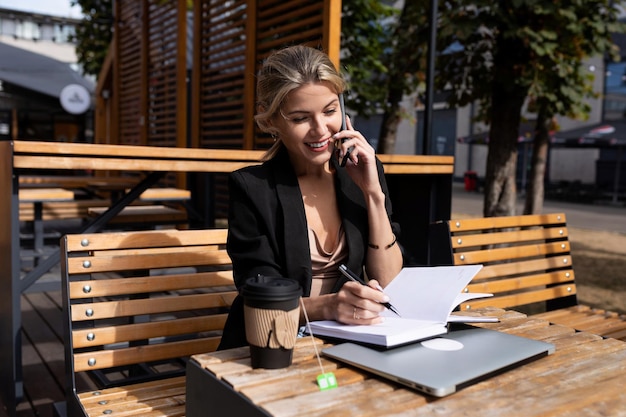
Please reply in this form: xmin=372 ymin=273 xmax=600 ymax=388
xmin=265 ymin=112 xmax=280 ymax=136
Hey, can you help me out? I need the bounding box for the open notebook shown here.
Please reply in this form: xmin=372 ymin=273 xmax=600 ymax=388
xmin=308 ymin=265 xmax=494 ymax=347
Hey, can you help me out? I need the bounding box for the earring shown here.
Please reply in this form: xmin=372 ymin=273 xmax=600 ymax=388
xmin=271 ymin=133 xmax=278 ymax=142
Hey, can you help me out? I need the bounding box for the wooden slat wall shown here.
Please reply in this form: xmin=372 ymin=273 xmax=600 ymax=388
xmin=116 ymin=0 xmax=144 ymax=146
xmin=256 ymin=0 xmax=327 ymax=53
xmin=192 ymin=0 xmax=341 ymax=150
xmin=109 ymin=0 xmax=339 ymax=151
xmin=251 ymin=0 xmax=330 ymax=150
xmin=114 ymin=0 xmax=189 ymax=187
xmin=146 ymin=1 xmax=185 ymax=148
xmin=105 ymin=0 xmax=340 ymax=194
xmin=187 ymin=0 xmax=340 ymax=218
xmin=193 ymin=0 xmax=249 ymax=149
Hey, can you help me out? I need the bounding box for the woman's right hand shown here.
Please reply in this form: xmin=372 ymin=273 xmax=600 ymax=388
xmin=332 ymin=116 xmax=382 ymax=197
xmin=331 ymin=281 xmax=389 ymax=325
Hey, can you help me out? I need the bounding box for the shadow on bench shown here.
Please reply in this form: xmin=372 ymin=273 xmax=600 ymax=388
xmin=429 ymin=213 xmax=626 ymax=341
xmin=55 ymin=228 xmax=235 ymax=417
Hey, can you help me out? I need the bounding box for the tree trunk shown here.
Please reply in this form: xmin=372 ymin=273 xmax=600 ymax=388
xmin=377 ymin=89 xmax=402 ymax=154
xmin=523 ymin=104 xmax=551 ymax=214
xmin=483 ymin=85 xmax=526 ymax=217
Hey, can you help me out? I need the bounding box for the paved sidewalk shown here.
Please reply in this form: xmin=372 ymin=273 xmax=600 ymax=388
xmin=451 ymin=183 xmax=626 ymax=234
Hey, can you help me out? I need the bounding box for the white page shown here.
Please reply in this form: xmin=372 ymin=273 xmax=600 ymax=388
xmin=447 ymin=292 xmax=498 ymax=322
xmin=453 ymin=292 xmax=493 ymax=306
xmin=380 ymin=265 xmax=483 ymax=321
xmin=447 ymin=315 xmax=499 ymax=323
xmin=308 ymin=317 xmax=447 ymax=347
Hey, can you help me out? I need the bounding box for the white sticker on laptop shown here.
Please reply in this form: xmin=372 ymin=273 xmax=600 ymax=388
xmin=421 ymin=338 xmax=464 ymax=351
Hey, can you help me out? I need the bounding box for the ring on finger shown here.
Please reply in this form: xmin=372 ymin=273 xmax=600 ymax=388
xmin=353 ymin=307 xmax=359 ymax=320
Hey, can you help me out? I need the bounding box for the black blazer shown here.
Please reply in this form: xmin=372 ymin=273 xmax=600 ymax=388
xmin=218 ymin=147 xmax=398 ymax=349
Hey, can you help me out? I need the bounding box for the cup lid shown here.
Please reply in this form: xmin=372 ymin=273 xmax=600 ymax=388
xmin=242 ymin=274 xmax=302 ymax=301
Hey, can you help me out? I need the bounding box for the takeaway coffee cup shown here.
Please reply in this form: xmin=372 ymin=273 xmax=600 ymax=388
xmin=242 ymin=274 xmax=302 ymax=369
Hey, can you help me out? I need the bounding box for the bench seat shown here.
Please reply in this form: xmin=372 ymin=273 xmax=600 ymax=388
xmin=429 ymin=213 xmax=626 ymax=342
xmin=138 ymin=187 xmax=191 ymax=202
xmin=87 ymin=204 xmax=188 ymax=226
xmin=19 ymin=199 xmax=123 ymax=222
xmin=76 ymin=376 xmax=186 ymax=416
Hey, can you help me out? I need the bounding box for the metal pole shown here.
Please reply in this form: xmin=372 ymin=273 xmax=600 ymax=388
xmin=422 ymin=0 xmax=438 ymax=155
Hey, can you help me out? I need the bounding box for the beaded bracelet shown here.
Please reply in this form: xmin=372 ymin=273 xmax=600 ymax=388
xmin=367 ymin=234 xmax=397 ymax=250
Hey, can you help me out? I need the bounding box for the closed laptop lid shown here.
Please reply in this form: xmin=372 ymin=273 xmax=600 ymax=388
xmin=322 ymin=325 xmax=555 ymax=397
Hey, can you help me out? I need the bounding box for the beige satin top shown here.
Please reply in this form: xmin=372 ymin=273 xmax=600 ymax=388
xmin=308 ymin=225 xmax=347 ymax=296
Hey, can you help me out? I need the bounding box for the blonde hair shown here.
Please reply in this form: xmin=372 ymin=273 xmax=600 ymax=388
xmin=255 ymin=45 xmax=347 ymax=160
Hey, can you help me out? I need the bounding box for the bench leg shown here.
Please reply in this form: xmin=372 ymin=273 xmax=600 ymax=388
xmin=52 ymin=401 xmax=67 ymax=417
xmin=33 ymin=202 xmax=44 ymax=266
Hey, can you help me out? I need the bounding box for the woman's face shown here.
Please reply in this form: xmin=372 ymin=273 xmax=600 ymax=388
xmin=274 ymin=81 xmax=342 ymax=172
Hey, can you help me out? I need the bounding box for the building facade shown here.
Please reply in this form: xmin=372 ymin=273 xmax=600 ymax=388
xmin=0 ymin=7 xmax=94 ymax=142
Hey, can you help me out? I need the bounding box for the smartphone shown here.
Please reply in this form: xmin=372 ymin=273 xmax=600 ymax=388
xmin=339 ymin=93 xmax=353 ymax=167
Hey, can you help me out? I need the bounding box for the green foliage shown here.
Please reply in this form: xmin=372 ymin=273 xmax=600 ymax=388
xmin=383 ymin=1 xmax=431 ymax=99
xmin=340 ymin=0 xmax=397 ymax=117
xmin=435 ymin=0 xmax=626 ymax=215
xmin=437 ymin=0 xmax=626 ymax=123
xmin=71 ymin=0 xmax=114 ymax=77
xmin=340 ymin=0 xmax=433 ymax=122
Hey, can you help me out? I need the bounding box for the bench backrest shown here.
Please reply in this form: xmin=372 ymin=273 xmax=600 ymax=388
xmin=429 ymin=213 xmax=577 ymax=312
xmin=61 ymin=228 xmax=235 ymax=396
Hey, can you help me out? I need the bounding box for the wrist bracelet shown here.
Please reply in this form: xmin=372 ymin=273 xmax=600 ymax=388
xmin=368 ymin=234 xmax=397 ymax=250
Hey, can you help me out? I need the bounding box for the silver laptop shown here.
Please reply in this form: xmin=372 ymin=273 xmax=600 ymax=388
xmin=322 ymin=325 xmax=555 ymax=397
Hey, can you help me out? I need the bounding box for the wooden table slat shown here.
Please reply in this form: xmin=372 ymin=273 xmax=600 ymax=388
xmin=261 ymin=379 xmax=395 ymax=417
xmin=297 ymin=385 xmax=430 ymax=417
xmin=14 ymin=155 xmax=260 ymax=173
xmin=412 ymin=341 xmax=626 ymax=417
xmin=13 ymin=140 xmax=265 ymax=161
xmin=14 ymin=141 xmax=454 ymax=167
xmin=18 ymin=188 xmax=74 ymax=202
xmin=239 ymin=367 xmax=367 ymax=406
xmin=224 ymin=357 xmax=338 ymax=391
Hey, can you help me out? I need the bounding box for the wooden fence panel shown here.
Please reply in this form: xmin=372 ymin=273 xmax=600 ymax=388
xmin=116 ymin=0 xmax=144 ymax=146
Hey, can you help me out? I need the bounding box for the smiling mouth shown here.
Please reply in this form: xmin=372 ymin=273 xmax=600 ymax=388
xmin=307 ymin=139 xmax=330 ymax=149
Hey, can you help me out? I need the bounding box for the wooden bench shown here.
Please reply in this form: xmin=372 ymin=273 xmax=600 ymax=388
xmin=19 ymin=175 xmax=140 ymax=202
xmin=429 ymin=212 xmax=626 ymax=341
xmin=19 ymin=189 xmax=190 ymax=223
xmin=138 ymin=187 xmax=191 ymax=202
xmin=58 ymin=228 xmax=235 ymax=417
xmin=18 ymin=199 xmax=122 ymax=222
xmin=87 ymin=205 xmax=188 ymax=229
xmin=19 ymin=188 xmax=76 ymax=259
xmin=19 ymin=175 xmax=137 ymax=189
xmin=19 ymin=188 xmax=76 ymax=225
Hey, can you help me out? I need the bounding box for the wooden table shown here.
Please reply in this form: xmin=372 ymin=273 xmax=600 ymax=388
xmin=1 ymin=140 xmax=453 ymax=414
xmin=187 ymin=308 xmax=626 ymax=417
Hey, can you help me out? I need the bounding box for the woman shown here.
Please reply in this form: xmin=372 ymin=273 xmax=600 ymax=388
xmin=219 ymin=45 xmax=403 ymax=349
